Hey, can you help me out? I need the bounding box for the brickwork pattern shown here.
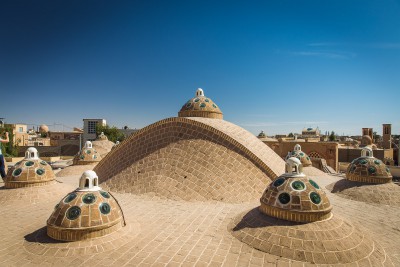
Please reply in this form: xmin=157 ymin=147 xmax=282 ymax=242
xmin=94 ymin=117 xmax=285 ymax=202
xmin=260 ymin=176 xmax=332 ymax=223
xmin=73 ymin=147 xmax=101 ymax=165
xmin=229 ymin=208 xmax=390 ymax=265
xmin=0 ymin=173 xmax=398 ymax=266
xmin=327 ymin=179 xmax=400 ymax=206
xmin=47 ymin=190 xmax=125 ymax=241
xmin=56 ymin=164 xmax=97 ymax=178
xmin=346 ymin=156 xmax=392 ymax=184
xmin=178 ymin=95 xmax=223 ymax=119
xmin=4 ymin=158 xmax=55 ymax=188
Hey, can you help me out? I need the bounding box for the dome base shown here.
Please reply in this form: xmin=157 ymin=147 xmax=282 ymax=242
xmin=346 ymin=173 xmax=392 ymax=184
xmin=47 ymin=219 xmax=124 ymax=241
xmin=4 ymin=180 xmax=55 ymax=189
xmin=230 ymin=208 xmax=389 ymax=265
xmin=259 ymin=202 xmax=332 ymax=223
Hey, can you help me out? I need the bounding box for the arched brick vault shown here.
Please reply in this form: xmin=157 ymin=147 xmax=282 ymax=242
xmin=94 ymin=117 xmax=285 ymax=202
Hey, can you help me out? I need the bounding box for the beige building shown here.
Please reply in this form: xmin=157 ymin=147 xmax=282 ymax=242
xmin=83 ymin=119 xmax=106 ymax=143
xmin=5 ymin=123 xmax=29 ymax=146
xmin=262 ymin=139 xmax=338 ymax=171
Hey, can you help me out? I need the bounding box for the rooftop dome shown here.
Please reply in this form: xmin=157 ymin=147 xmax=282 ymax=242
xmin=257 ymin=131 xmax=266 ymax=138
xmin=260 ymin=157 xmax=332 ymax=222
xmin=361 ymin=134 xmax=373 ymax=146
xmin=178 ymin=88 xmax=223 ymax=119
xmin=47 ymin=170 xmax=125 ymax=241
xmin=346 ymin=147 xmax=392 ymax=184
xmin=4 ymin=147 xmax=55 ymax=188
xmin=39 ymin=124 xmax=49 ymax=133
xmin=285 ymin=144 xmax=312 ymax=167
xmin=73 ymin=141 xmax=102 ymax=165
xmin=97 ymin=132 xmax=108 ymax=141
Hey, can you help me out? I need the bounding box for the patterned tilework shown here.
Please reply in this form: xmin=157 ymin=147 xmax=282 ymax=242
xmin=327 ymin=179 xmax=400 ymax=206
xmin=178 ymin=96 xmax=223 ymax=119
xmin=260 ymin=176 xmax=332 ymax=222
xmin=229 ymin=208 xmax=389 ymax=265
xmin=346 ymin=156 xmax=392 ymax=184
xmin=285 ymin=150 xmax=312 ymax=167
xmin=73 ymin=147 xmax=102 ymax=165
xmin=94 ymin=117 xmax=285 ymax=203
xmin=4 ymin=159 xmax=55 ymax=188
xmin=47 ymin=190 xmax=125 ymax=241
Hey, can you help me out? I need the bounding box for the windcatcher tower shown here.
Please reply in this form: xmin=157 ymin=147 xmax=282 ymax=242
xmin=383 ymin=124 xmax=392 ymax=149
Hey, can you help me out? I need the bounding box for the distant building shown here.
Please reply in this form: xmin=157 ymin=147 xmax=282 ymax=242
xmin=118 ymin=127 xmax=139 ymax=138
xmin=83 ymin=119 xmax=106 ymax=143
xmin=5 ymin=123 xmax=29 ymax=146
xmin=301 ymin=127 xmax=320 ymax=137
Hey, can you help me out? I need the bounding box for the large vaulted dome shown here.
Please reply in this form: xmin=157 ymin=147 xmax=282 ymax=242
xmin=94 ymin=89 xmax=285 ymax=203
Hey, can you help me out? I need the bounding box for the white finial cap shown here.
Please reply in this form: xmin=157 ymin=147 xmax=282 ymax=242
xmin=294 ymin=144 xmax=301 ymax=151
xmin=78 ymin=170 xmax=101 ymax=191
xmin=84 ymin=141 xmax=93 ymax=148
xmin=25 ymin=147 xmax=39 ymax=159
xmin=361 ymin=147 xmax=373 ymax=157
xmin=196 ymin=88 xmax=204 ymax=97
xmin=284 ymin=157 xmax=305 ymax=177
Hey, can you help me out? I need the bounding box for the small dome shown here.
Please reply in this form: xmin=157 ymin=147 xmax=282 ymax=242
xmin=260 ymin=157 xmax=332 ymax=223
xmin=47 ymin=171 xmax=125 ymax=241
xmin=4 ymin=147 xmax=55 ymax=188
xmin=257 ymin=131 xmax=266 ymax=138
xmin=285 ymin=144 xmax=312 ymax=167
xmin=97 ymin=132 xmax=108 ymax=141
xmin=178 ymin=88 xmax=223 ymax=119
xmin=346 ymin=147 xmax=392 ymax=184
xmin=361 ymin=135 xmax=373 ymax=146
xmin=73 ymin=141 xmax=101 ymax=165
xmin=39 ymin=124 xmax=49 ymax=133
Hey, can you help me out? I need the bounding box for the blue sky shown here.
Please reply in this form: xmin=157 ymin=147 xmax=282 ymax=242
xmin=1 ymin=0 xmax=399 ymax=135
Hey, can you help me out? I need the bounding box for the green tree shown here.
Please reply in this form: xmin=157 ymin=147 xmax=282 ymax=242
xmin=288 ymin=132 xmax=294 ymax=137
xmin=329 ymin=131 xmax=336 ymax=141
xmin=96 ymin=124 xmax=125 ymax=143
xmin=0 ymin=125 xmax=19 ymax=157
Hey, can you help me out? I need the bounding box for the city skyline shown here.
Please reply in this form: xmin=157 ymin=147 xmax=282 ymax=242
xmin=1 ymin=1 xmax=399 ymax=135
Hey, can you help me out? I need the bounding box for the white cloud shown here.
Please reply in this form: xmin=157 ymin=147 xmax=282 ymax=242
xmin=291 ymin=51 xmax=356 ymax=59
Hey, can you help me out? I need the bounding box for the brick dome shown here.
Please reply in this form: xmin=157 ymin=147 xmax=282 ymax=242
xmin=39 ymin=124 xmax=49 ymax=133
xmin=260 ymin=157 xmax=332 ymax=222
xmin=4 ymin=147 xmax=55 ymax=188
xmin=346 ymin=147 xmax=392 ymax=184
xmin=178 ymin=88 xmax=223 ymax=119
xmin=47 ymin=171 xmax=125 ymax=241
xmin=285 ymin=144 xmax=312 ymax=167
xmin=73 ymin=141 xmax=102 ymax=165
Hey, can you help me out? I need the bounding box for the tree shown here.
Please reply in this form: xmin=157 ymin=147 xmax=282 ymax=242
xmin=0 ymin=125 xmax=19 ymax=157
xmin=288 ymin=132 xmax=294 ymax=137
xmin=329 ymin=131 xmax=336 ymax=141
xmin=96 ymin=124 xmax=125 ymax=143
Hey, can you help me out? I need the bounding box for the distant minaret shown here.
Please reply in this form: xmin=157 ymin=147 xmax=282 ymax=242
xmin=382 ymin=124 xmax=392 ymax=149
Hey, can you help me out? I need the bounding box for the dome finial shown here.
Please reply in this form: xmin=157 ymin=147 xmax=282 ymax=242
xmin=361 ymin=147 xmax=373 ymax=157
xmin=196 ymin=88 xmax=204 ymax=97
xmin=84 ymin=141 xmax=93 ymax=148
xmin=78 ymin=170 xmax=101 ymax=191
xmin=285 ymin=157 xmax=305 ymax=176
xmin=25 ymin=147 xmax=39 ymax=159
